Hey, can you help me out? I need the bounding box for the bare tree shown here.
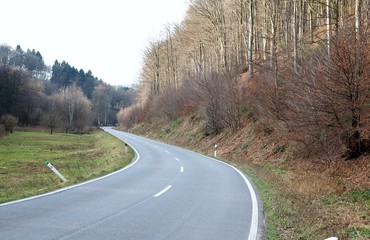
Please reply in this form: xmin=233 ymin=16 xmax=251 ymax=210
xmin=326 ymin=0 xmax=332 ymax=56
xmin=0 ymin=45 xmax=12 ymax=66
xmin=186 ymin=70 xmax=244 ymax=134
xmin=247 ymin=0 xmax=254 ymax=77
xmin=190 ymin=0 xmax=229 ymax=72
xmin=53 ymin=84 xmax=91 ymax=133
xmin=43 ymin=96 xmax=59 ymax=134
xmin=293 ymin=0 xmax=299 ymax=72
xmin=267 ymin=0 xmax=280 ymax=85
xmin=283 ymin=23 xmax=369 ymax=159
xmin=1 ymin=114 xmax=18 ymax=133
xmin=92 ymin=83 xmax=113 ymax=125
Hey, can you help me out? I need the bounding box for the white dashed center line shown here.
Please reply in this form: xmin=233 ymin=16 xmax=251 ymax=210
xmin=153 ymin=185 xmax=172 ymax=198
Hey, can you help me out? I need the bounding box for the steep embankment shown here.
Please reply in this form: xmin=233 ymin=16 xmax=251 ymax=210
xmin=129 ymin=115 xmax=369 ymax=240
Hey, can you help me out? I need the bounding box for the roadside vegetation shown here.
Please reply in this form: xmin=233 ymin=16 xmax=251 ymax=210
xmin=130 ymin=116 xmax=369 ymax=240
xmin=0 ymin=129 xmax=134 ymax=204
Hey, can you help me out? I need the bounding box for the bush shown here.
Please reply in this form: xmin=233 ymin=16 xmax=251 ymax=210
xmin=186 ymin=71 xmax=244 ymax=135
xmin=281 ymin=23 xmax=369 ymax=159
xmin=116 ymin=105 xmax=146 ymax=130
xmin=1 ymin=114 xmax=18 ymax=133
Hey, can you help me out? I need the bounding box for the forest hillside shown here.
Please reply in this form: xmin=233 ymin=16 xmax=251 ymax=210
xmin=119 ymin=0 xmax=369 ymax=161
xmin=0 ymin=45 xmax=134 ymax=134
xmin=117 ymin=0 xmax=369 ymax=239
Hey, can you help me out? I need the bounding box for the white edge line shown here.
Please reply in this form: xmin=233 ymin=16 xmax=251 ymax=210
xmin=153 ymin=185 xmax=172 ymax=198
xmin=0 ymin=130 xmax=140 ymax=208
xmin=197 ymin=153 xmax=259 ymax=240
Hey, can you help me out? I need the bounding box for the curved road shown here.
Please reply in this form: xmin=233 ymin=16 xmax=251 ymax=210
xmin=0 ymin=127 xmax=264 ymax=240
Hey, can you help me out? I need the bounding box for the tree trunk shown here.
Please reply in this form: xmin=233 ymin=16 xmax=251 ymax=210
xmin=355 ymin=0 xmax=362 ymax=34
xmin=293 ymin=0 xmax=299 ymax=72
xmin=248 ymin=0 xmax=254 ymax=78
xmin=270 ymin=0 xmax=279 ymax=85
xmin=326 ymin=0 xmax=331 ymax=56
xmin=309 ymin=7 xmax=313 ymax=43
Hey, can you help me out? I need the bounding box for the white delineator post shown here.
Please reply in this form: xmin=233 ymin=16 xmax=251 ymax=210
xmin=45 ymin=161 xmax=67 ymax=182
xmin=125 ymin=143 xmax=128 ymax=153
xmin=214 ymin=144 xmax=218 ymax=158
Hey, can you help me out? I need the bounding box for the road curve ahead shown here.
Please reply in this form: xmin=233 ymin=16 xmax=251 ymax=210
xmin=0 ymin=127 xmax=264 ymax=240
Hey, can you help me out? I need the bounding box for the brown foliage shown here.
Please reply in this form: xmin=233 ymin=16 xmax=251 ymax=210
xmin=282 ymin=24 xmax=370 ymax=159
xmin=147 ymin=86 xmax=191 ymax=121
xmin=116 ymin=105 xmax=146 ymax=130
xmin=245 ymin=66 xmax=283 ymax=124
xmin=185 ymin=72 xmax=244 ymax=135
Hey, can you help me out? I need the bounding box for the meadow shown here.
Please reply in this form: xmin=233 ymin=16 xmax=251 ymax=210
xmin=0 ymin=129 xmax=134 ymax=203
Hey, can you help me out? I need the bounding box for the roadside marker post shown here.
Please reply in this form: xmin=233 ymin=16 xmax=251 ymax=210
xmin=125 ymin=143 xmax=128 ymax=153
xmin=44 ymin=161 xmax=67 ymax=182
xmin=214 ymin=144 xmax=218 ymax=158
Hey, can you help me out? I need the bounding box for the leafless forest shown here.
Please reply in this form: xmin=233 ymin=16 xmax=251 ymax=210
xmin=0 ymin=49 xmax=135 ymax=134
xmin=118 ymin=0 xmax=369 ymax=159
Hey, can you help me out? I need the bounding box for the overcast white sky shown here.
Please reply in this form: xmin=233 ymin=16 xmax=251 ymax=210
xmin=1 ymin=0 xmax=189 ymax=86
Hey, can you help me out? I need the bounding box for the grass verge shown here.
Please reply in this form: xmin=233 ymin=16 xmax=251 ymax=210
xmin=0 ymin=129 xmax=134 ymax=204
xmin=240 ymin=166 xmax=289 ymax=239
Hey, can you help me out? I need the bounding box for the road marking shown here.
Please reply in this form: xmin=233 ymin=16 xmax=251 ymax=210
xmin=197 ymin=153 xmax=259 ymax=240
xmin=165 ymin=150 xmax=170 ymax=154
xmin=175 ymin=157 xmax=180 ymax=162
xmin=236 ymin=168 xmax=258 ymax=240
xmin=153 ymin=185 xmax=172 ymax=198
xmin=180 ymin=167 xmax=184 ymax=173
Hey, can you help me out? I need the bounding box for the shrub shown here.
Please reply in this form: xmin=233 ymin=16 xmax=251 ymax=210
xmin=281 ymin=23 xmax=369 ymax=159
xmin=116 ymin=105 xmax=146 ymax=130
xmin=1 ymin=114 xmax=18 ymax=133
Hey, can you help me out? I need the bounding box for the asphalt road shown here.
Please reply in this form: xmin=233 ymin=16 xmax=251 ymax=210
xmin=0 ymin=127 xmax=264 ymax=240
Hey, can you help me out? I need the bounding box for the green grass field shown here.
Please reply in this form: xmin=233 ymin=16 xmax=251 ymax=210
xmin=0 ymin=129 xmax=134 ymax=204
